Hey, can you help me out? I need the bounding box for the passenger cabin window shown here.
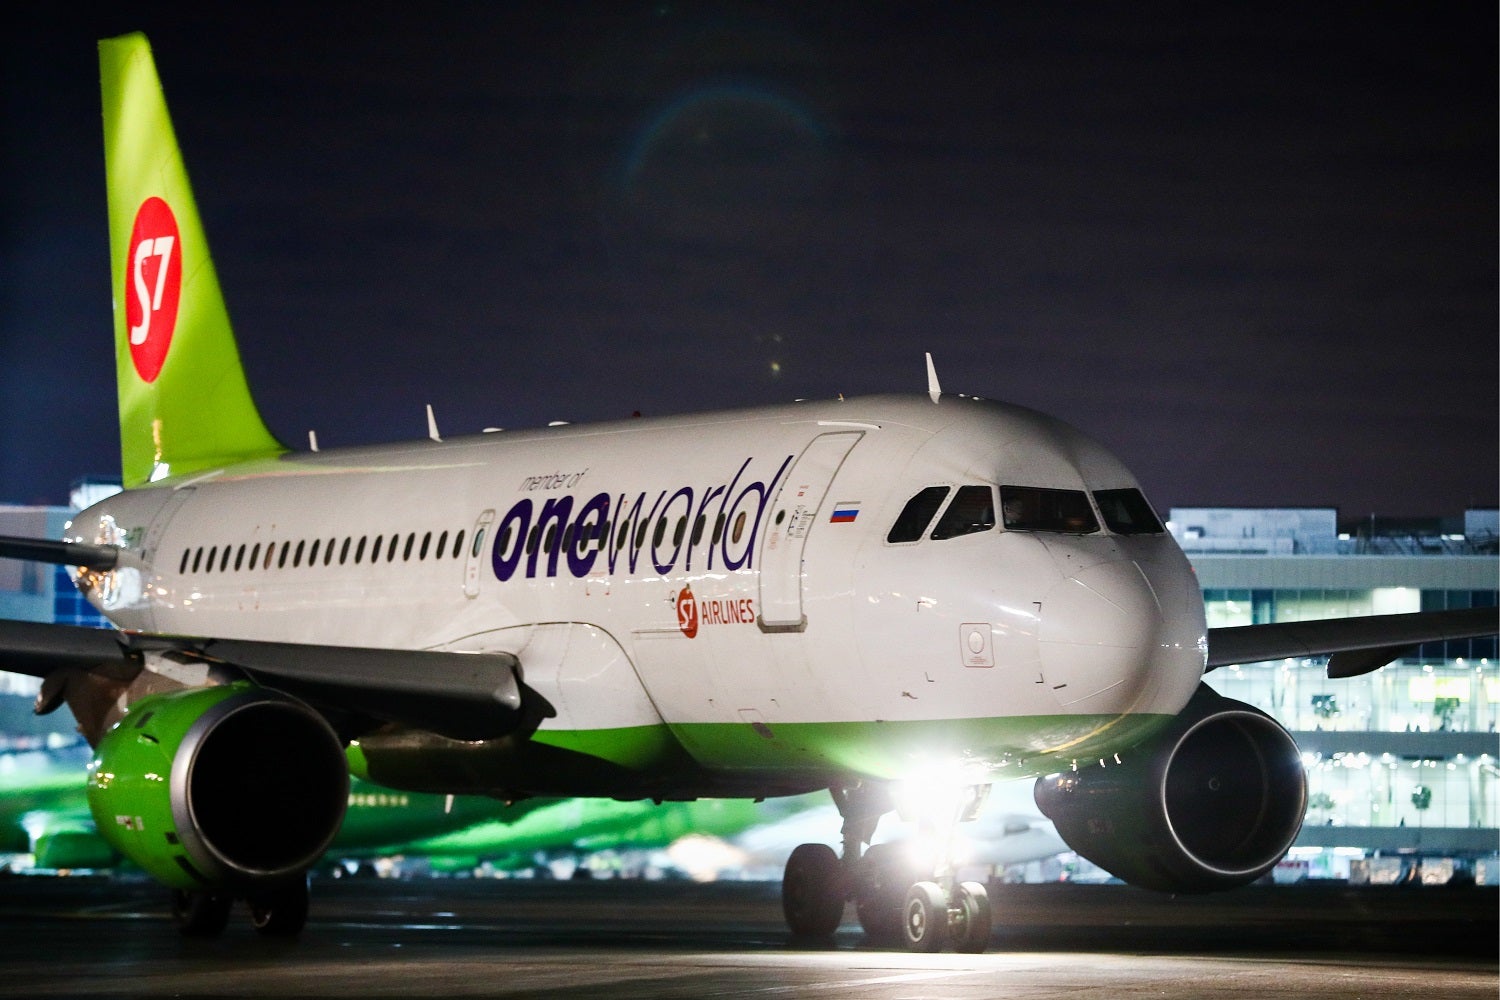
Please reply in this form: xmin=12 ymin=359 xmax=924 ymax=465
xmin=1000 ymin=486 xmax=1099 ymax=534
xmin=887 ymin=486 xmax=950 ymax=543
xmin=931 ymin=485 xmax=996 ymax=540
xmin=1093 ymin=488 xmax=1164 ymax=535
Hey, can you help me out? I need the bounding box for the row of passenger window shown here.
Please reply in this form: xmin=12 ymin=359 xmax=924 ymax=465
xmin=886 ymin=484 xmax=1163 ymax=543
xmin=177 ymin=508 xmax=760 ymax=578
xmin=178 ymin=528 xmax=469 ymax=575
xmin=502 ymin=510 xmax=751 ymax=561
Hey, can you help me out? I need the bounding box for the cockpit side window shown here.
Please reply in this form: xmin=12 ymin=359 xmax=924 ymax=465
xmin=887 ymin=486 xmax=950 ymax=543
xmin=1093 ymin=488 xmax=1164 ymax=535
xmin=1000 ymin=486 xmax=1099 ymax=534
xmin=931 ymin=485 xmax=996 ymax=540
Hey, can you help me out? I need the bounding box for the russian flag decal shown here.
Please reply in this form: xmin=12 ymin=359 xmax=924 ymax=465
xmin=829 ymin=503 xmax=860 ymax=523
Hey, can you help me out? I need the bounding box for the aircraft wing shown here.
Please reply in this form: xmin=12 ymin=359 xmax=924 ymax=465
xmin=1206 ymin=606 xmax=1498 ymax=678
xmin=0 ymin=618 xmax=542 ymax=742
xmin=0 ymin=618 xmax=127 ymax=677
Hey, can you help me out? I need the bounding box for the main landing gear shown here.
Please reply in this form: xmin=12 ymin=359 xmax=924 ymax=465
xmin=171 ymin=875 xmax=311 ymax=938
xmin=781 ymin=782 xmax=993 ymax=953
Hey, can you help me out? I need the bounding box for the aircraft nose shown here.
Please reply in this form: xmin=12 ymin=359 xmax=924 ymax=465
xmin=1038 ymin=559 xmax=1163 ymax=711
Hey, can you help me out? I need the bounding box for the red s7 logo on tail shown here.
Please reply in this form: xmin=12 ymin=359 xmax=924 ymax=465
xmin=125 ymin=197 xmax=181 ymax=383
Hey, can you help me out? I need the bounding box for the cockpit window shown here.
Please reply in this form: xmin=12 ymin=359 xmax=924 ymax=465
xmin=931 ymin=485 xmax=996 ymax=540
xmin=1000 ymin=486 xmax=1099 ymax=534
xmin=1093 ymin=488 xmax=1164 ymax=535
xmin=887 ymin=486 xmax=950 ymax=543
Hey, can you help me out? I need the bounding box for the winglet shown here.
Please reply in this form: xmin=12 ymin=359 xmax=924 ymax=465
xmin=925 ymin=352 xmax=942 ymax=404
xmin=426 ymin=404 xmax=442 ymax=442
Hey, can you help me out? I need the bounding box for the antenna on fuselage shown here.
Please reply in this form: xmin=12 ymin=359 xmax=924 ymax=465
xmin=925 ymin=352 xmax=942 ymax=404
xmin=426 ymin=404 xmax=442 ymax=442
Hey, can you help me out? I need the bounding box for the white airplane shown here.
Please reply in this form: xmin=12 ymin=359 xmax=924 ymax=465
xmin=0 ymin=33 xmax=1494 ymax=952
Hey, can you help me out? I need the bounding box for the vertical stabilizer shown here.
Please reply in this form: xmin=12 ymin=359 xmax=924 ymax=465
xmin=100 ymin=33 xmax=284 ymax=488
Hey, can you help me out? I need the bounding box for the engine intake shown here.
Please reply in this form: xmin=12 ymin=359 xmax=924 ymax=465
xmin=87 ymin=683 xmax=348 ymax=889
xmin=1034 ymin=684 xmax=1306 ymax=892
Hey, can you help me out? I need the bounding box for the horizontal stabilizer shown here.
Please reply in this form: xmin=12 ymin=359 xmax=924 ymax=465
xmin=0 ymin=535 xmax=119 ymax=570
xmin=1206 ymin=606 xmax=1498 ymax=677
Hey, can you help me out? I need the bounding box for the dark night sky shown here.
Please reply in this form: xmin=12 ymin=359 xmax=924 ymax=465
xmin=2 ymin=4 xmax=1495 ymax=517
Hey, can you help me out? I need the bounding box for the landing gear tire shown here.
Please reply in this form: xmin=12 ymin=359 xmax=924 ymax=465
xmin=855 ymin=843 xmax=929 ymax=945
xmin=171 ymin=889 xmax=232 ymax=937
xmin=782 ymin=843 xmax=846 ymax=938
xmin=952 ymin=881 xmax=992 ymax=954
xmin=902 ymin=881 xmax=949 ymax=953
xmin=248 ymin=876 xmax=310 ymax=938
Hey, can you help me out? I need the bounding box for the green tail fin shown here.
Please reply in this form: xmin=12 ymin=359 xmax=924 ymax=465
xmin=100 ymin=33 xmax=284 ymax=488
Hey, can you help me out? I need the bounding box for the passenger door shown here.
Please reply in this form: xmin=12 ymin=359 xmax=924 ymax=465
xmin=756 ymin=432 xmax=862 ymax=630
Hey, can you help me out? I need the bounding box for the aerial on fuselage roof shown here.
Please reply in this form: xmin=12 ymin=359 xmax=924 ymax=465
xmin=0 ymin=32 xmax=1492 ymax=952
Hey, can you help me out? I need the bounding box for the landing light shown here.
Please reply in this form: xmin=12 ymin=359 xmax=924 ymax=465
xmin=891 ymin=766 xmax=987 ymax=826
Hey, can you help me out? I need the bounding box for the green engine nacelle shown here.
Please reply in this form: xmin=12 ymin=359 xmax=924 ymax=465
xmin=87 ymin=683 xmax=348 ymax=891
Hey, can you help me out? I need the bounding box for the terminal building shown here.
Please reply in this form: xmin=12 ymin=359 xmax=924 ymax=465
xmin=1 ymin=495 xmax=1497 ymax=881
xmin=1170 ymin=506 xmax=1498 ymax=882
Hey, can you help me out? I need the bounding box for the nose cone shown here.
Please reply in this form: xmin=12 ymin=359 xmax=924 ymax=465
xmin=1039 ymin=560 xmax=1159 ymax=709
xmin=1038 ymin=548 xmax=1205 ymax=714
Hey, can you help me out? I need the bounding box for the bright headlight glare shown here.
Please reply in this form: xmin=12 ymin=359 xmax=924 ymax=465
xmin=892 ymin=770 xmax=984 ymax=826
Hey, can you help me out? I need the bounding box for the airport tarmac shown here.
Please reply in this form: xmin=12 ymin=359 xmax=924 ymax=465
xmin=0 ymin=876 xmax=1494 ymax=998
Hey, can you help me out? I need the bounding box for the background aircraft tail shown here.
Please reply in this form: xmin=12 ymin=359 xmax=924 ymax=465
xmin=100 ymin=33 xmax=283 ymax=488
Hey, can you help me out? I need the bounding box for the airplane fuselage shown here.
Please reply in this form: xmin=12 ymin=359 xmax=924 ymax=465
xmin=69 ymin=394 xmax=1207 ymax=796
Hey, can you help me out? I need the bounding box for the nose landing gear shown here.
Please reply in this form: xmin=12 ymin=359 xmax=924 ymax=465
xmin=903 ymin=878 xmax=992 ymax=953
xmin=780 ymin=781 xmax=994 ymax=953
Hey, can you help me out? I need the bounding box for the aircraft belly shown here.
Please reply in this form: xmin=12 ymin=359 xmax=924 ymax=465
xmin=658 ymin=711 xmax=1170 ymax=782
